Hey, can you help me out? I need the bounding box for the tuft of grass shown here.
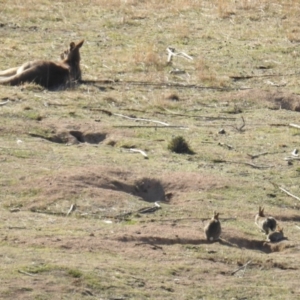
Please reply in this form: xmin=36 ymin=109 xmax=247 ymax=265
xmin=168 ymin=136 xmax=194 ymax=154
xmin=68 ymin=268 xmax=83 ymax=278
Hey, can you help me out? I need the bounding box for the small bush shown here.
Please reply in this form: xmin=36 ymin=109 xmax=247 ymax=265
xmin=168 ymin=136 xmax=195 ymax=154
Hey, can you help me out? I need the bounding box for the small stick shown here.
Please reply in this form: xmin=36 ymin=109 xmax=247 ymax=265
xmin=128 ymin=148 xmax=148 ymax=159
xmin=231 ymin=260 xmax=252 ymax=276
xmin=113 ymin=113 xmax=170 ymax=126
xmin=247 ymin=152 xmax=269 ymax=159
xmin=279 ymin=187 xmax=300 ymax=202
xmin=0 ymin=100 xmax=9 ymax=106
xmin=18 ymin=270 xmax=36 ymax=277
xmin=66 ymin=204 xmax=77 ymax=216
xmin=134 ymin=242 xmax=163 ymax=250
xmin=212 ymin=159 xmax=273 ymax=169
xmin=113 ymin=125 xmax=188 ymax=129
xmin=236 ymin=116 xmax=245 ymax=131
xmin=167 ymin=47 xmax=175 ymax=63
xmin=8 ymin=226 xmax=26 ymax=230
xmin=166 ymin=47 xmax=193 ymax=63
xmin=289 ymin=123 xmax=300 ymax=129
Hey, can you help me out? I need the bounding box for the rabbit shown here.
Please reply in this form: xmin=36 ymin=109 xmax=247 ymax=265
xmin=204 ymin=211 xmax=221 ymax=241
xmin=255 ymin=206 xmax=277 ymax=234
xmin=267 ymin=225 xmax=285 ymax=242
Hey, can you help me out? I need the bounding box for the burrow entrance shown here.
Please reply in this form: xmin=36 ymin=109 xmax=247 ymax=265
xmin=29 ymin=130 xmax=107 ymax=145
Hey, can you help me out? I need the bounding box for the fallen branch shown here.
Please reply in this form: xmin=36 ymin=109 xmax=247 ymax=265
xmin=66 ymin=204 xmax=77 ymax=216
xmin=113 ymin=125 xmax=188 ymax=129
xmin=284 ymin=156 xmax=300 ymax=161
xmin=231 ymin=260 xmax=252 ymax=276
xmin=82 ymin=78 xmax=250 ymax=91
xmin=113 ymin=113 xmax=170 ymax=126
xmin=279 ymin=187 xmax=300 ymax=202
xmin=212 ymin=159 xmax=273 ymax=169
xmin=0 ymin=100 xmax=9 ymax=106
xmin=18 ymin=270 xmax=36 ymax=277
xmin=138 ymin=202 xmax=161 ymax=214
xmin=166 ymin=46 xmax=193 ymax=63
xmin=230 ymin=71 xmax=300 ymax=80
xmin=236 ymin=116 xmax=245 ymax=132
xmin=290 ymin=123 xmax=300 ymax=129
xmin=247 ymin=152 xmax=269 ymax=159
xmin=128 ymin=148 xmax=148 ymax=159
xmin=8 ymin=226 xmax=26 ymax=230
xmin=134 ymin=242 xmax=163 ymax=250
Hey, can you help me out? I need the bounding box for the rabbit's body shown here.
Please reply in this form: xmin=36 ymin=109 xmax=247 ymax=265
xmin=204 ymin=212 xmax=221 ymax=241
xmin=267 ymin=226 xmax=284 ymax=242
xmin=255 ymin=207 xmax=277 ymax=234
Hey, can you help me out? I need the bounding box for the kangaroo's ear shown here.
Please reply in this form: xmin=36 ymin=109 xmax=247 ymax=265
xmin=76 ymin=40 xmax=84 ymax=49
xmin=70 ymin=42 xmax=76 ymax=50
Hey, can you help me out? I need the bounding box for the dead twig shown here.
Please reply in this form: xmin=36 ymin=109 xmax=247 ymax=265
xmin=212 ymin=159 xmax=273 ymax=169
xmin=113 ymin=125 xmax=188 ymax=129
xmin=18 ymin=270 xmax=36 ymax=277
xmin=279 ymin=187 xmax=300 ymax=202
xmin=284 ymin=157 xmax=300 ymax=161
xmin=113 ymin=113 xmax=170 ymax=126
xmin=127 ymin=148 xmax=148 ymax=159
xmin=247 ymin=152 xmax=269 ymax=159
xmin=231 ymin=260 xmax=252 ymax=276
xmin=0 ymin=100 xmax=9 ymax=106
xmin=134 ymin=242 xmax=163 ymax=250
xmin=230 ymin=71 xmax=300 ymax=80
xmin=66 ymin=204 xmax=77 ymax=216
xmin=290 ymin=123 xmax=300 ymax=129
xmin=235 ymin=116 xmax=245 ymax=132
xmin=8 ymin=226 xmax=26 ymax=230
xmin=166 ymin=46 xmax=193 ymax=64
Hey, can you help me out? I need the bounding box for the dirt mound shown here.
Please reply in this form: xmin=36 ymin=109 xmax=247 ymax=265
xmin=229 ymin=89 xmax=300 ymax=112
xmin=222 ymin=229 xmax=294 ymax=253
xmin=20 ymin=166 xmax=227 ymax=213
xmin=30 ymin=129 xmax=106 ymax=144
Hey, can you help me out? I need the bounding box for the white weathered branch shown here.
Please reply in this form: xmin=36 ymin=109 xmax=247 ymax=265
xmin=289 ymin=123 xmax=300 ymax=129
xmin=166 ymin=47 xmax=193 ymax=63
xmin=231 ymin=260 xmax=252 ymax=276
xmin=0 ymin=100 xmax=9 ymax=106
xmin=128 ymin=148 xmax=148 ymax=159
xmin=114 ymin=113 xmax=170 ymax=126
xmin=279 ymin=187 xmax=300 ymax=202
xmin=66 ymin=204 xmax=77 ymax=216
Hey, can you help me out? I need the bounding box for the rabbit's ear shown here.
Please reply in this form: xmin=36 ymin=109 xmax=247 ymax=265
xmin=214 ymin=212 xmax=219 ymax=219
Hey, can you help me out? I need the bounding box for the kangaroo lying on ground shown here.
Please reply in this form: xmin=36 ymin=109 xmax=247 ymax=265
xmin=0 ymin=40 xmax=84 ymax=89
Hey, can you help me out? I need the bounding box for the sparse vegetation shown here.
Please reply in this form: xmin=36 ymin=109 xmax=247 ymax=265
xmin=1 ymin=1 xmax=300 ymax=299
xmin=168 ymin=135 xmax=195 ymax=154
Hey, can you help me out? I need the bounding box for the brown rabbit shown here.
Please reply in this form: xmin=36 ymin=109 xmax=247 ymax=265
xmin=204 ymin=211 xmax=221 ymax=241
xmin=267 ymin=225 xmax=285 ymax=242
xmin=255 ymin=206 xmax=277 ymax=234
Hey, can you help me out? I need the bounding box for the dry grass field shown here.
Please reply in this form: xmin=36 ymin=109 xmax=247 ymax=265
xmin=1 ymin=0 xmax=300 ymax=299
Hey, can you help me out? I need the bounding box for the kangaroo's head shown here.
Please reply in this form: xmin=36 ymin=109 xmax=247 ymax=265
xmin=61 ymin=40 xmax=84 ymax=81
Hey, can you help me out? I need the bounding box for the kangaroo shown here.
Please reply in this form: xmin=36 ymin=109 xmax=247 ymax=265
xmin=0 ymin=40 xmax=84 ymax=89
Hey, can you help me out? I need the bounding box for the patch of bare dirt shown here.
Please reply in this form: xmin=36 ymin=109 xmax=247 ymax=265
xmin=224 ymin=89 xmax=300 ymax=111
xmin=222 ymin=228 xmax=295 ymax=254
xmin=29 ymin=122 xmax=107 ymax=145
xmin=21 ymin=166 xmax=228 ymax=212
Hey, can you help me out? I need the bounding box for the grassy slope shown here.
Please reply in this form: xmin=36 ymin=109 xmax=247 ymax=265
xmin=0 ymin=1 xmax=300 ymax=299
